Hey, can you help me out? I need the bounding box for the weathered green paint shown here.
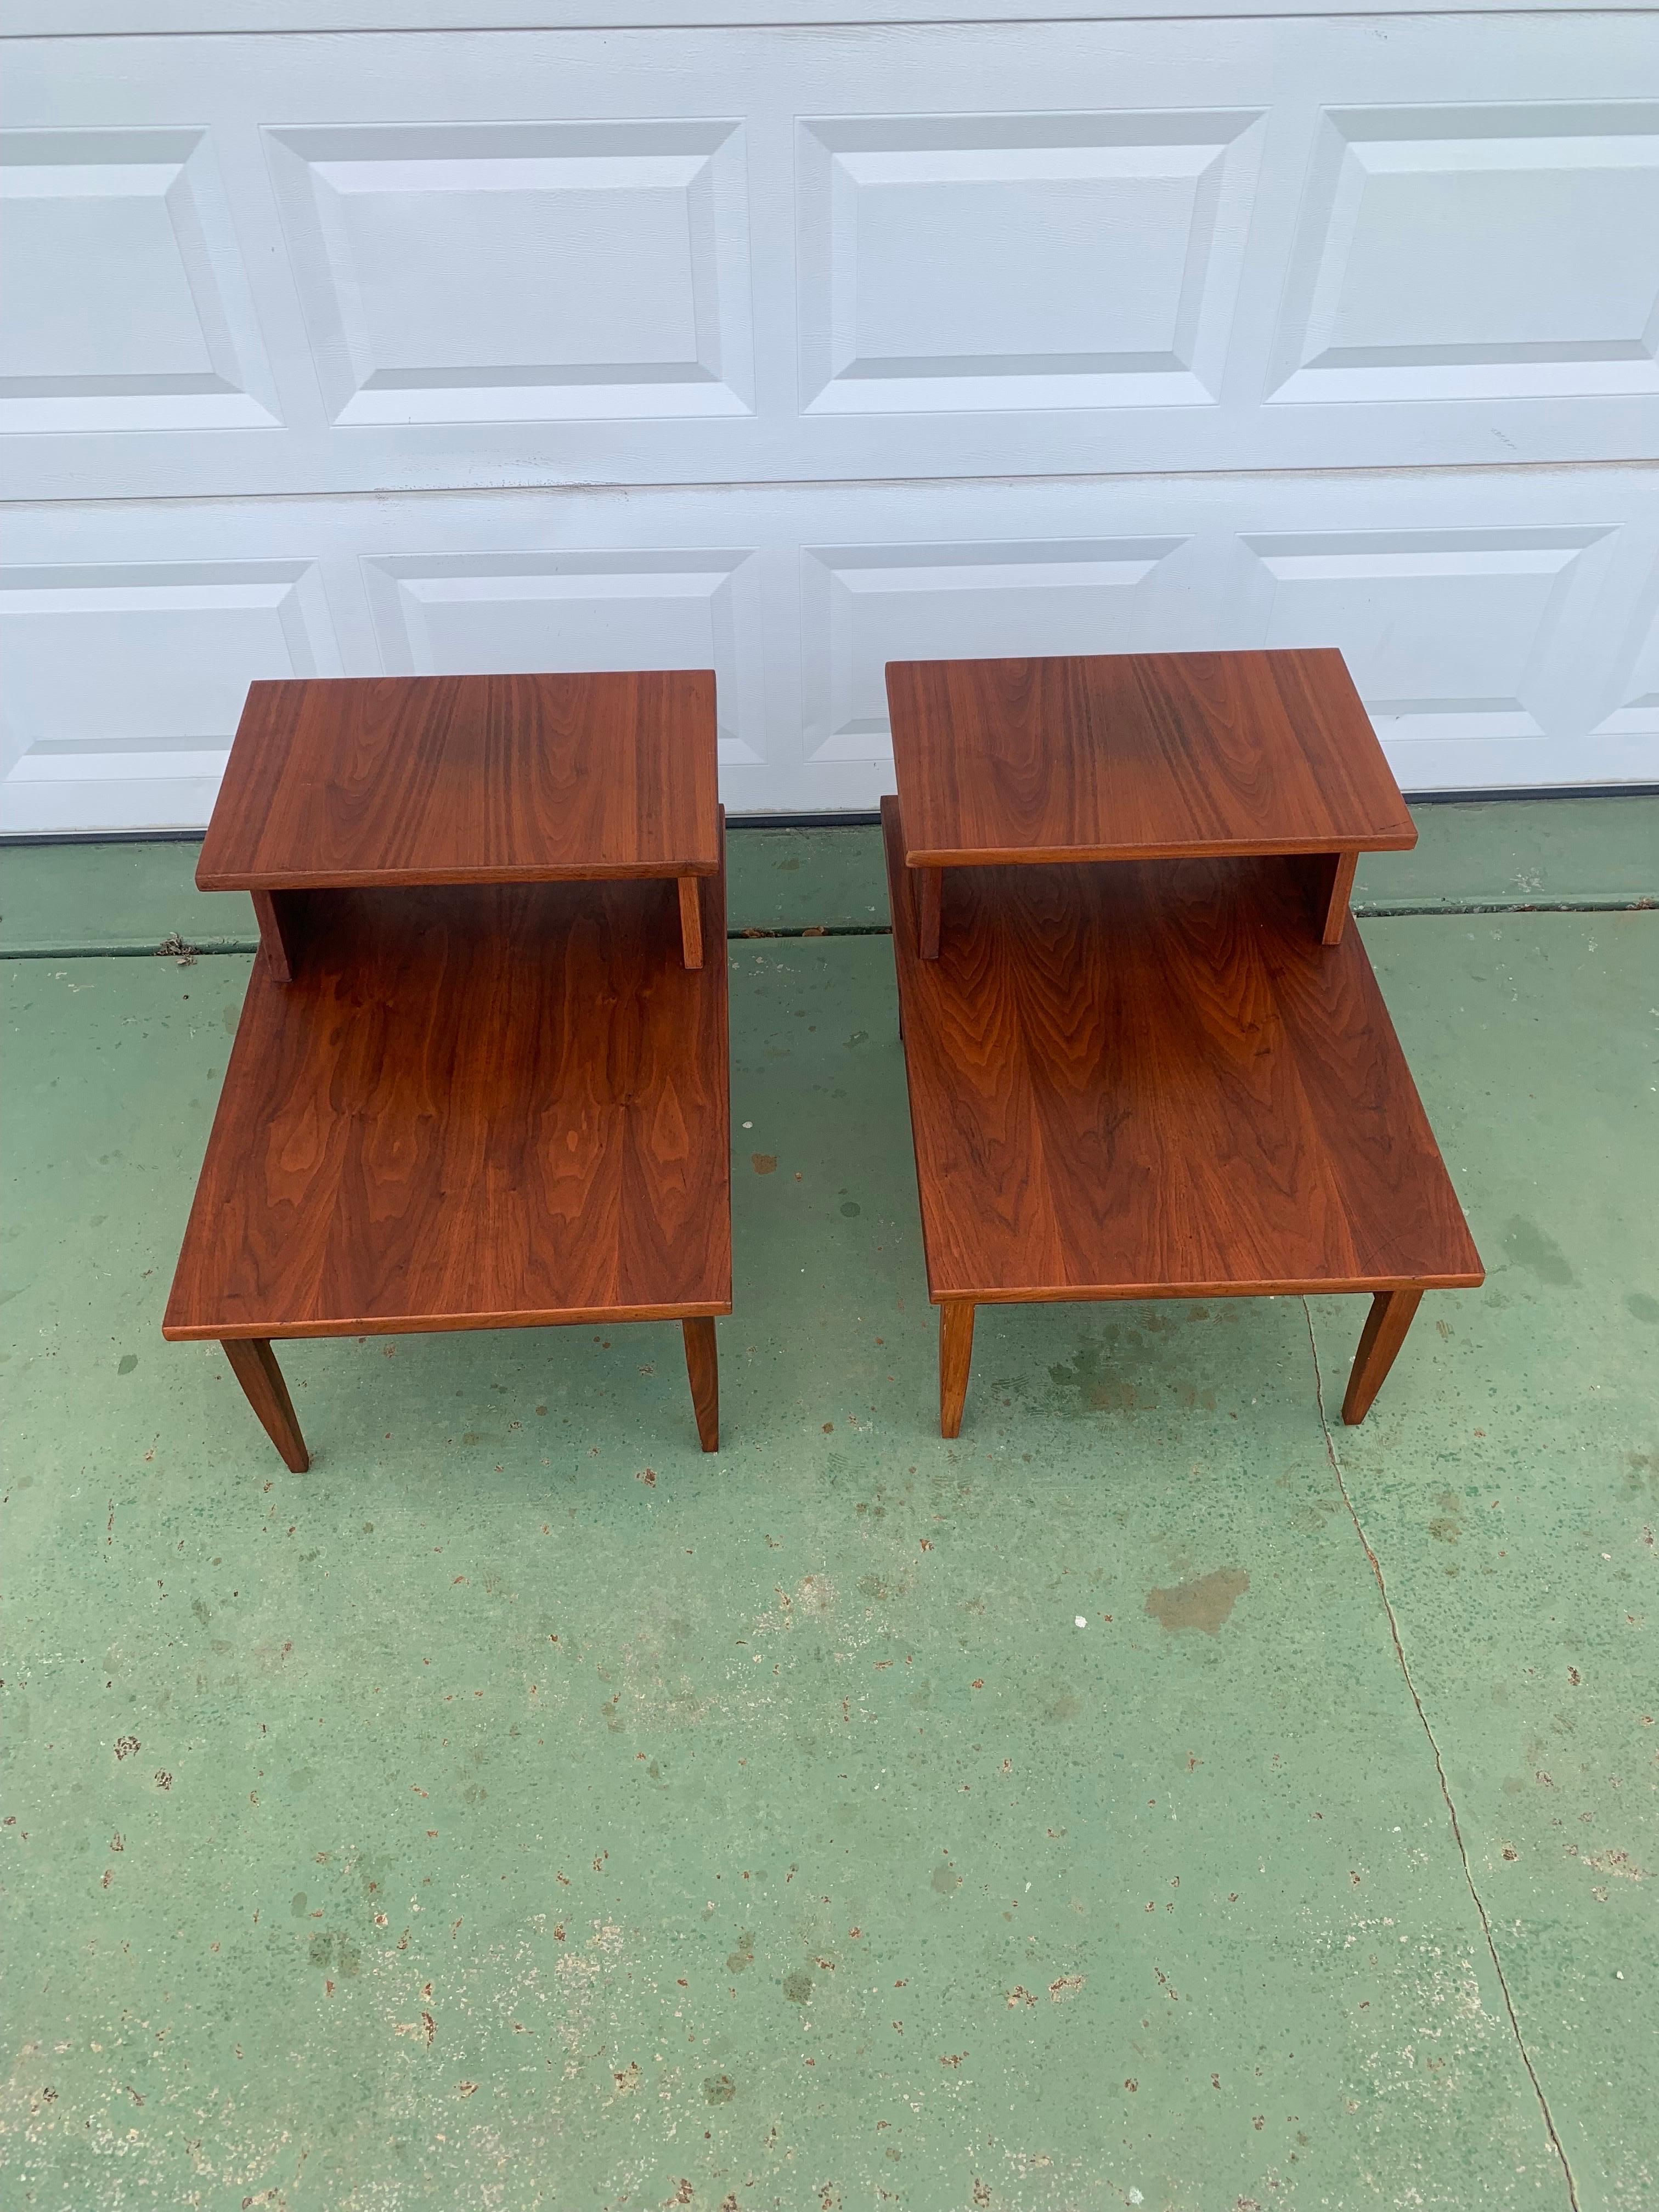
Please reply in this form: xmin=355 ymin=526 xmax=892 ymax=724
xmin=2 ymin=848 xmax=1654 ymax=2208
xmin=5 ymin=794 xmax=1656 ymax=958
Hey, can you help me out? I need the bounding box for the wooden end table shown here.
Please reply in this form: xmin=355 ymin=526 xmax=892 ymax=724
xmin=883 ymin=651 xmax=1481 ymax=1437
xmin=165 ymin=673 xmax=731 ymax=1468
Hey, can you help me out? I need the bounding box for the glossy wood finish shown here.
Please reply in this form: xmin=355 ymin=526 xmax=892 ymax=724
xmin=682 ymin=1317 xmax=720 ymax=1452
xmin=251 ymin=888 xmax=305 ymax=981
xmin=916 ymin=865 xmax=943 ymax=961
xmin=165 ymin=866 xmax=731 ymax=1343
xmin=887 ymin=651 xmax=1416 ymax=869
xmin=678 ymin=874 xmax=704 ymax=969
xmin=198 ymin=672 xmax=720 ymax=890
xmin=1342 ymin=1288 xmax=1425 ymax=1424
xmin=884 ymin=797 xmax=1478 ymax=1428
xmin=222 ymin=1338 xmax=308 ymax=1471
xmin=1318 ymin=849 xmax=1359 ymax=946
xmin=939 ymin=1304 xmax=975 ymax=1439
xmin=884 ymin=799 xmax=1479 ymax=1302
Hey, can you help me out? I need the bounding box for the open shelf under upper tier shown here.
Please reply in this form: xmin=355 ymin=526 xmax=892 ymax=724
xmin=883 ymin=798 xmax=1481 ymax=1305
xmin=165 ymin=869 xmax=731 ymax=1340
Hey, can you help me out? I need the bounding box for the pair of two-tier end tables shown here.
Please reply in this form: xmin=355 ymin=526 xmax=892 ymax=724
xmin=163 ymin=672 xmax=731 ymax=1469
xmin=882 ymin=648 xmax=1483 ymax=1440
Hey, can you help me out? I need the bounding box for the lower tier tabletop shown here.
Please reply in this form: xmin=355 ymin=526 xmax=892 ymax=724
xmin=882 ymin=796 xmax=1481 ymax=1305
xmin=164 ymin=868 xmax=730 ymax=1340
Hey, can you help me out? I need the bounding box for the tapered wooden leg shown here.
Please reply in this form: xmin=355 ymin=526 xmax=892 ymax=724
xmin=222 ymin=1338 xmax=309 ymax=1471
xmin=915 ymin=867 xmax=943 ymax=961
xmin=251 ymin=889 xmax=306 ymax=983
xmin=1341 ymin=1289 xmax=1424 ymax=1425
xmin=678 ymin=876 xmax=704 ymax=970
xmin=682 ymin=1317 xmax=719 ymax=1452
xmin=939 ymin=1302 xmax=975 ymax=1438
xmin=1313 ymin=851 xmax=1359 ymax=946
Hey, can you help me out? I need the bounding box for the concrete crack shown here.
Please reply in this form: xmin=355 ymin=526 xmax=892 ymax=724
xmin=1301 ymin=1297 xmax=1581 ymax=2212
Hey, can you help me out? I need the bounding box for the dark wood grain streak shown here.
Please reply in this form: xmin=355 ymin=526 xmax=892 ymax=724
xmin=165 ymin=865 xmax=731 ymax=1342
xmin=198 ymin=673 xmax=720 ymax=890
xmin=887 ymin=651 xmax=1415 ymax=869
xmin=883 ymin=798 xmax=1480 ymax=1306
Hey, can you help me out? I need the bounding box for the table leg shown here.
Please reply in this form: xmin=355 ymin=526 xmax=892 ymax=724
xmin=1313 ymin=851 xmax=1359 ymax=947
xmin=939 ymin=1302 xmax=975 ymax=1438
xmin=1341 ymin=1289 xmax=1424 ymax=1425
xmin=915 ymin=867 xmax=943 ymax=961
xmin=251 ymin=889 xmax=306 ymax=983
xmin=682 ymin=1317 xmax=719 ymax=1452
xmin=678 ymin=877 xmax=704 ymax=970
xmin=222 ymin=1338 xmax=309 ymax=1471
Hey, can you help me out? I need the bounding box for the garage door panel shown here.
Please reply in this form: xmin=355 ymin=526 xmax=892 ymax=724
xmin=5 ymin=474 xmax=1650 ymax=831
xmin=266 ymin=121 xmax=755 ymax=426
xmin=0 ymin=128 xmax=281 ymax=435
xmin=0 ymin=560 xmax=341 ymax=832
xmin=5 ymin=16 xmax=1658 ymax=502
xmin=1270 ymin=104 xmax=1659 ymax=404
xmin=797 ymin=111 xmax=1264 ymax=415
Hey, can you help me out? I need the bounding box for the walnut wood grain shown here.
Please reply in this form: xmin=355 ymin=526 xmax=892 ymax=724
xmin=915 ymin=866 xmax=943 ymax=961
xmin=939 ymin=1305 xmax=975 ymax=1439
xmin=678 ymin=874 xmax=704 ymax=969
xmin=681 ymin=1317 xmax=720 ymax=1452
xmin=886 ymin=651 xmax=1415 ymax=869
xmin=222 ymin=1339 xmax=308 ymax=1471
xmin=883 ymin=797 xmax=1481 ymax=1307
xmin=165 ymin=865 xmax=731 ymax=1341
xmin=1318 ymin=850 xmax=1360 ymax=946
xmin=198 ymin=673 xmax=720 ymax=890
xmin=251 ymin=889 xmax=306 ymax=983
xmin=1342 ymin=1289 xmax=1424 ymax=1424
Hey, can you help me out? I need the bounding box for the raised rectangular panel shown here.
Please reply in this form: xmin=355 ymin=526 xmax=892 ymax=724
xmin=1271 ymin=105 xmax=1659 ymax=403
xmin=1243 ymin=529 xmax=1609 ymax=752
xmin=0 ymin=129 xmax=279 ymax=433
xmin=266 ymin=123 xmax=754 ymax=426
xmin=798 ymin=112 xmax=1263 ymax=413
xmin=363 ymin=551 xmax=763 ymax=765
xmin=1596 ymin=562 xmax=1659 ymax=736
xmin=803 ymin=538 xmax=1182 ymax=762
xmin=0 ymin=562 xmax=339 ymax=832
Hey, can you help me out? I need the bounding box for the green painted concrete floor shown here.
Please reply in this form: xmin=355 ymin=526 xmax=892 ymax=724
xmin=3 ymin=804 xmax=1656 ymax=2212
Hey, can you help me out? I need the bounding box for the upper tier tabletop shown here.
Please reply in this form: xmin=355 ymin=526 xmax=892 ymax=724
xmin=882 ymin=799 xmax=1480 ymax=1305
xmin=885 ymin=650 xmax=1416 ymax=869
xmin=197 ymin=671 xmax=720 ymax=890
xmin=164 ymin=864 xmax=731 ymax=1340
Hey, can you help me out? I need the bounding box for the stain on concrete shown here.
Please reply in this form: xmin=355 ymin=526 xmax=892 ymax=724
xmin=751 ymin=1153 xmax=777 ymax=1175
xmin=1627 ymin=1291 xmax=1659 ymax=1323
xmin=1144 ymin=1568 xmax=1250 ymax=1634
xmin=1504 ymin=1215 xmax=1576 ymax=1285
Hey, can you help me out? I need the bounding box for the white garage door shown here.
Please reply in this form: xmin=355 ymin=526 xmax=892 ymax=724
xmin=3 ymin=2 xmax=1657 ymax=831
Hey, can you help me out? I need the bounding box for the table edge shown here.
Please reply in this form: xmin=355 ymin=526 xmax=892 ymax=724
xmin=899 ymin=832 xmax=1419 ymax=870
xmin=196 ymin=858 xmax=721 ymax=892
xmin=921 ymin=1272 xmax=1484 ymax=1306
xmin=163 ymin=1297 xmax=734 ymax=1341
